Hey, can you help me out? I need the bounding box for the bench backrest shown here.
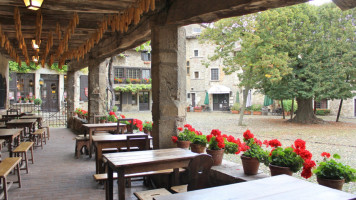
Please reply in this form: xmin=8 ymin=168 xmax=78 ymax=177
xmin=126 ymin=134 xmax=149 ymax=151
xmin=187 ymin=154 xmax=214 ymax=191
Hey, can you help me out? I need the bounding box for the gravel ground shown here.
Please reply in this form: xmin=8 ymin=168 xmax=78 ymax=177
xmin=123 ymin=111 xmax=356 ymax=194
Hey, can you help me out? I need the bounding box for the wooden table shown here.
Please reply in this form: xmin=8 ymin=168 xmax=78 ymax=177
xmin=154 ymin=175 xmax=356 ymax=200
xmin=93 ymin=133 xmax=152 ymax=174
xmin=82 ymin=123 xmax=126 ymax=158
xmin=0 ymin=129 xmax=22 ymax=157
xmin=6 ymin=119 xmax=37 ymax=136
xmin=104 ymin=148 xmax=198 ymax=200
xmin=20 ymin=115 xmax=42 ymax=129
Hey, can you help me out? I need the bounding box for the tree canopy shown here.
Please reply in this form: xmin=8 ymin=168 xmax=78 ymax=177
xmin=9 ymin=61 xmax=68 ymax=73
xmin=200 ymin=3 xmax=356 ymax=124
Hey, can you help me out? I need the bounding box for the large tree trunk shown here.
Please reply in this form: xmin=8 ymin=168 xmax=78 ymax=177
xmin=292 ymin=98 xmax=323 ymax=124
xmin=238 ymin=87 xmax=249 ymax=126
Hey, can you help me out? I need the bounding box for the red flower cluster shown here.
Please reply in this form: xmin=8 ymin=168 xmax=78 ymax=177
xmin=321 ymin=152 xmax=330 ymax=158
xmin=133 ymin=119 xmax=143 ymax=131
xmin=216 ymin=136 xmax=225 ymax=149
xmin=211 ymin=129 xmax=221 ymax=137
xmin=177 ymin=127 xmax=183 ymax=131
xmin=120 ymin=114 xmax=126 ymax=118
xmin=268 ymin=139 xmax=282 ymax=148
xmin=243 ymin=130 xmax=254 ymax=140
xmin=292 ymin=139 xmax=315 ymax=179
xmin=184 ymin=124 xmax=196 ymax=133
xmin=239 ymin=143 xmax=250 ymax=151
xmin=171 ymin=136 xmax=178 ymax=143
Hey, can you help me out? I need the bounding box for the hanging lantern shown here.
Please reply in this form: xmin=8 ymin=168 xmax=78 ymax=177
xmin=23 ymin=0 xmax=44 ymax=10
xmin=29 ymin=79 xmax=33 ymax=86
xmin=32 ymin=39 xmax=40 ymax=49
xmin=39 ymin=78 xmax=44 ymax=85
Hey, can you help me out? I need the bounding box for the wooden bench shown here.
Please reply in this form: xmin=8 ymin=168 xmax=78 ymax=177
xmin=0 ymin=157 xmax=22 ymax=200
xmin=31 ymin=129 xmax=46 ymax=149
xmin=93 ymin=168 xmax=186 ymax=188
xmin=40 ymin=123 xmax=50 ymax=141
xmin=13 ymin=142 xmax=34 ymax=174
xmin=75 ymin=135 xmax=89 ymax=159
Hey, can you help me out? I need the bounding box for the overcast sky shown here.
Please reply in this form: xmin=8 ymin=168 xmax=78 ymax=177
xmin=309 ymin=0 xmax=333 ymax=6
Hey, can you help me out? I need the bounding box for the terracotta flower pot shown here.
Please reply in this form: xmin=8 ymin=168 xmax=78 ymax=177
xmin=99 ymin=119 xmax=106 ymax=123
xmin=244 ymin=111 xmax=251 ymax=115
xmin=190 ymin=143 xmax=206 ymax=153
xmin=317 ymin=177 xmax=345 ymax=190
xmin=253 ymin=111 xmax=262 ymax=115
xmin=177 ymin=141 xmax=191 ymax=149
xmin=269 ymin=164 xmax=293 ymax=176
xmin=231 ymin=110 xmax=240 ymax=114
xmin=241 ymin=155 xmax=260 ymax=175
xmin=206 ymin=149 xmax=224 ymax=166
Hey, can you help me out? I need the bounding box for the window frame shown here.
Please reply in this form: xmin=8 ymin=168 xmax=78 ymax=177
xmin=194 ymin=71 xmax=200 ymax=79
xmin=211 ymin=68 xmax=219 ymax=81
xmin=194 ymin=50 xmax=199 ymax=57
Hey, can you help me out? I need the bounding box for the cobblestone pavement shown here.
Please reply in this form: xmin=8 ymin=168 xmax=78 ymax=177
xmin=124 ymin=111 xmax=356 ymax=194
xmin=2 ymin=128 xmax=145 ymax=200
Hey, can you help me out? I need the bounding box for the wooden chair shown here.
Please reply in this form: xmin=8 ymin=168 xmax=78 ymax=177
xmin=117 ymin=118 xmax=133 ymax=134
xmin=171 ymin=154 xmax=214 ymax=193
xmin=31 ymin=129 xmax=46 ymax=149
xmin=40 ymin=122 xmax=50 ymax=141
xmin=13 ymin=142 xmax=34 ymax=174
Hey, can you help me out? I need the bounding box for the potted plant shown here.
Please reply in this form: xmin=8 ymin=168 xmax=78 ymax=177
xmin=99 ymin=116 xmax=107 ymax=123
xmin=143 ymin=121 xmax=153 ymax=135
xmin=231 ymin=103 xmax=240 ymax=114
xmin=132 ymin=119 xmax=143 ymax=132
xmin=264 ymin=139 xmax=315 ymax=179
xmin=34 ymin=98 xmax=42 ymax=106
xmin=24 ymin=96 xmax=29 ymax=103
xmin=190 ymin=132 xmax=207 ymax=153
xmin=194 ymin=106 xmax=202 ymax=112
xmin=172 ymin=124 xmax=196 ymax=149
xmin=313 ymin=152 xmax=356 ymax=190
xmin=107 ymin=111 xmax=118 ymax=122
xmin=206 ymin=129 xmax=240 ymax=166
xmin=240 ymin=130 xmax=268 ymax=175
xmin=251 ymin=104 xmax=262 ymax=115
xmin=244 ymin=107 xmax=251 ymax=115
xmin=187 ymin=106 xmax=190 ymax=112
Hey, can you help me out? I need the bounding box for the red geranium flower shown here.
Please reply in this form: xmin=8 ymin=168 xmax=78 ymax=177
xmin=206 ymin=134 xmax=213 ymax=142
xmin=263 ymin=140 xmax=269 ymax=147
xmin=299 ymin=149 xmax=312 ymax=160
xmin=268 ymin=139 xmax=282 ymax=148
xmin=254 ymin=138 xmax=262 ymax=146
xmin=210 ymin=129 xmax=221 ymax=137
xmin=120 ymin=114 xmax=126 ymax=118
xmin=171 ymin=136 xmax=178 ymax=143
xmin=243 ymin=130 xmax=254 ymax=140
xmin=294 ymin=139 xmax=306 ymax=150
xmin=321 ymin=152 xmax=330 ymax=158
xmin=177 ymin=127 xmax=183 ymax=131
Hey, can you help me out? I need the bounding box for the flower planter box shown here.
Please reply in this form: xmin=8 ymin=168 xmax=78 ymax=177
xmin=194 ymin=109 xmax=202 ymax=112
xmin=187 ymin=107 xmax=190 ymax=112
xmin=284 ymin=111 xmax=290 ymax=116
xmin=231 ymin=110 xmax=240 ymax=114
xmin=253 ymin=111 xmax=262 ymax=115
xmin=244 ymin=111 xmax=251 ymax=115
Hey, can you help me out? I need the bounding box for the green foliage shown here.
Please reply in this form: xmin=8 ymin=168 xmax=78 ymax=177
xmin=99 ymin=116 xmax=107 ymax=121
xmin=316 ymin=109 xmax=330 ymax=116
xmin=112 ymin=106 xmax=118 ymax=112
xmin=243 ymin=138 xmax=269 ymax=164
xmin=107 ymin=115 xmax=117 ymax=122
xmin=224 ymin=141 xmax=239 ymax=154
xmin=282 ymin=100 xmax=298 ymax=112
xmin=114 ymin=84 xmax=151 ymax=93
xmin=251 ymin=104 xmax=262 ymax=111
xmin=177 ymin=130 xmax=195 ymax=142
xmin=34 ymin=98 xmax=42 ymax=105
xmin=313 ymin=154 xmax=356 ymax=183
xmin=135 ymin=41 xmax=151 ymax=52
xmin=266 ymin=147 xmax=304 ymax=173
xmin=231 ymin=103 xmax=240 ymax=111
xmin=192 ymin=135 xmax=207 ymax=146
xmin=9 ymin=61 xmax=67 ymax=73
xmin=143 ymin=121 xmax=153 ymax=132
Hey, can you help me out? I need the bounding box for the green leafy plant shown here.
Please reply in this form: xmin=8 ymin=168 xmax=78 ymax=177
xmin=99 ymin=116 xmax=107 ymax=121
xmin=231 ymin=103 xmax=240 ymax=111
xmin=143 ymin=121 xmax=153 ymax=132
xmin=251 ymin=104 xmax=262 ymax=111
xmin=34 ymin=98 xmax=42 ymax=105
xmin=241 ymin=130 xmax=269 ymax=164
xmin=282 ymin=100 xmax=298 ymax=112
xmin=192 ymin=134 xmax=207 ymax=146
xmin=268 ymin=146 xmax=304 ymax=172
xmin=107 ymin=115 xmax=117 ymax=122
xmin=206 ymin=129 xmax=240 ymax=154
xmin=112 ymin=106 xmax=118 ymax=112
xmin=224 ymin=141 xmax=239 ymax=154
xmin=126 ymin=78 xmax=131 ymax=84
xmin=114 ymin=84 xmax=152 ymax=93
xmin=313 ymin=153 xmax=356 ymax=183
xmin=316 ymin=109 xmax=330 ymax=116
xmin=172 ymin=124 xmax=197 ymax=143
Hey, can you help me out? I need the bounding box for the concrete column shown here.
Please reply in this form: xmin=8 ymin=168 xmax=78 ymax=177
xmin=0 ymin=53 xmax=9 ymax=109
xmin=151 ymin=24 xmax=187 ymax=149
xmin=88 ymin=59 xmax=108 ymax=123
xmin=66 ymin=70 xmax=79 ymax=125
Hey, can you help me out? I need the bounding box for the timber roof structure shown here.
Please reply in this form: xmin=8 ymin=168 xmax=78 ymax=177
xmin=0 ymin=0 xmax=354 ymax=71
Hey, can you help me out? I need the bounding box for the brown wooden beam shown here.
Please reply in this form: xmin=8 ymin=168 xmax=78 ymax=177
xmin=332 ymin=0 xmax=356 ymax=10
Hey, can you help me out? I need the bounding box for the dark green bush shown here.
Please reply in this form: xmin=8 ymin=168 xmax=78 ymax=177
xmin=316 ymin=109 xmax=330 ymax=116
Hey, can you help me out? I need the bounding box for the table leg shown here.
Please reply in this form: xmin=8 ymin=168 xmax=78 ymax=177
xmin=95 ymin=145 xmax=103 ymax=174
xmin=117 ymin=168 xmax=125 ymax=200
xmin=8 ymin=138 xmax=13 ymax=157
xmin=89 ymin=129 xmax=93 ymax=158
xmin=106 ymin=166 xmax=114 ymax=200
xmin=172 ymin=168 xmax=179 ymax=186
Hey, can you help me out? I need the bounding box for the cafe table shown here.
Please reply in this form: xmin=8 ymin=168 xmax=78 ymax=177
xmin=0 ymin=129 xmax=22 ymax=157
xmin=93 ymin=133 xmax=152 ymax=174
xmin=6 ymin=119 xmax=37 ymax=136
xmin=154 ymin=174 xmax=356 ymax=200
xmin=81 ymin=123 xmax=126 ymax=158
xmin=104 ymin=148 xmax=198 ymax=200
xmin=20 ymin=115 xmax=43 ymax=129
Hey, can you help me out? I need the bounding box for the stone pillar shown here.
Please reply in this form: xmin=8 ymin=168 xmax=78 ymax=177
xmin=88 ymin=59 xmax=108 ymax=123
xmin=0 ymin=53 xmax=9 ymax=109
xmin=66 ymin=70 xmax=79 ymax=126
xmin=151 ymin=24 xmax=187 ymax=149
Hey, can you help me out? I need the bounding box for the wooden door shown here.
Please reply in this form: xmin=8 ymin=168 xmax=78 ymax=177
xmin=213 ymin=94 xmax=229 ymax=111
xmin=191 ymin=93 xmax=196 ymax=107
xmin=0 ymin=75 xmax=6 ymax=109
xmin=139 ymin=91 xmax=149 ymax=111
xmin=41 ymin=75 xmax=59 ymax=112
